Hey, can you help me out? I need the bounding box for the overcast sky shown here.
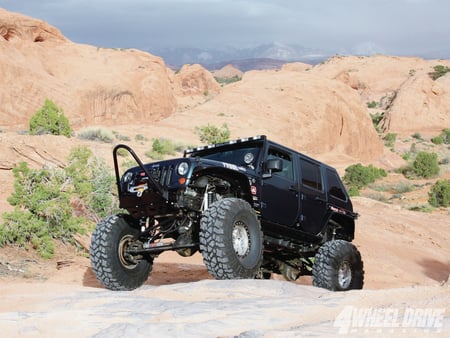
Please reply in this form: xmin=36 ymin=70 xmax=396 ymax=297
xmin=1 ymin=0 xmax=449 ymax=56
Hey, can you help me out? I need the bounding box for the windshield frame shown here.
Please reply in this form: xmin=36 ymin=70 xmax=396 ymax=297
xmin=186 ymin=139 xmax=264 ymax=171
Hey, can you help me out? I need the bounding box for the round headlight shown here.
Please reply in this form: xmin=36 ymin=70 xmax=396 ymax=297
xmin=122 ymin=172 xmax=133 ymax=183
xmin=177 ymin=162 xmax=189 ymax=176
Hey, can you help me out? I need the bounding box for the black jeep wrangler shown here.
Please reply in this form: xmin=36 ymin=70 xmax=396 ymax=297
xmin=90 ymin=135 xmax=364 ymax=291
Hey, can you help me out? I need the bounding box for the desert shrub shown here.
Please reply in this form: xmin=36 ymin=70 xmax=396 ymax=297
xmin=121 ymin=158 xmax=138 ymax=171
xmin=77 ymin=127 xmax=114 ymax=143
xmin=343 ymin=163 xmax=387 ymax=195
xmin=113 ymin=131 xmax=130 ymax=141
xmin=1 ymin=162 xmax=85 ymax=258
xmin=439 ymin=157 xmax=450 ymax=165
xmin=116 ymin=148 xmax=129 ymax=157
xmin=135 ymin=134 xmax=148 ymax=142
xmin=370 ymin=112 xmax=383 ymax=132
xmin=65 ymin=146 xmax=118 ymax=220
xmin=87 ymin=157 xmax=118 ymax=220
xmin=391 ymin=182 xmax=415 ymax=194
xmin=29 ymin=98 xmax=72 ymax=137
xmin=411 ymin=132 xmax=423 ymax=141
xmin=214 ymin=75 xmax=242 ymax=85
xmin=429 ymin=65 xmax=450 ymax=80
xmin=431 ymin=135 xmax=444 ymax=145
xmin=347 ymin=186 xmax=360 ymax=197
xmin=152 ymin=138 xmax=176 ymax=155
xmin=363 ymin=192 xmax=389 ymax=203
xmin=408 ymin=205 xmax=434 ymax=213
xmin=411 ymin=151 xmax=439 ymax=178
xmin=383 ymin=133 xmax=397 ymax=148
xmin=428 ymin=179 xmax=450 ymax=207
xmin=370 ymin=181 xmax=414 ymax=194
xmin=439 ymin=128 xmax=450 ymax=144
xmin=145 ymin=138 xmax=185 ymax=160
xmin=195 ymin=123 xmax=230 ymax=144
xmin=0 ymin=146 xmax=118 ymax=258
xmin=366 ymin=101 xmax=377 ymax=108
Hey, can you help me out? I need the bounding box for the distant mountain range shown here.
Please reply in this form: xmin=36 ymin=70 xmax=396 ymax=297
xmin=148 ymin=42 xmax=450 ymax=71
xmin=148 ymin=42 xmax=331 ymax=71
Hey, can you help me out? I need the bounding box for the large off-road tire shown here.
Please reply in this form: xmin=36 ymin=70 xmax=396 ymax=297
xmin=200 ymin=198 xmax=263 ymax=279
xmin=90 ymin=214 xmax=152 ymax=291
xmin=312 ymin=240 xmax=364 ymax=291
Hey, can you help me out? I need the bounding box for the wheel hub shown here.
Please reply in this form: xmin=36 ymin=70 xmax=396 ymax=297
xmin=232 ymin=221 xmax=250 ymax=257
xmin=338 ymin=260 xmax=352 ymax=289
xmin=118 ymin=235 xmax=139 ymax=269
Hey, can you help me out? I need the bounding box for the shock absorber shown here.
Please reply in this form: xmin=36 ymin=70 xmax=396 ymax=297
xmin=208 ymin=190 xmax=215 ymax=206
xmin=201 ymin=184 xmax=216 ymax=211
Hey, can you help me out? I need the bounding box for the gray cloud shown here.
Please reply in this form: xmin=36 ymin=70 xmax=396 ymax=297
xmin=1 ymin=0 xmax=449 ymax=56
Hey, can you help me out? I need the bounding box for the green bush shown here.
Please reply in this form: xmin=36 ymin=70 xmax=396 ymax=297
xmin=65 ymin=146 xmax=118 ymax=219
xmin=439 ymin=128 xmax=450 ymax=144
xmin=1 ymin=162 xmax=85 ymax=258
xmin=145 ymin=138 xmax=184 ymax=160
xmin=383 ymin=133 xmax=397 ymax=148
xmin=214 ymin=75 xmax=242 ymax=85
xmin=195 ymin=123 xmax=230 ymax=144
xmin=370 ymin=112 xmax=383 ymax=133
xmin=113 ymin=131 xmax=130 ymax=141
xmin=428 ymin=179 xmax=450 ymax=207
xmin=135 ymin=134 xmax=148 ymax=142
xmin=347 ymin=186 xmax=360 ymax=197
xmin=29 ymin=99 xmax=72 ymax=137
xmin=0 ymin=146 xmax=118 ymax=257
xmin=367 ymin=101 xmax=377 ymax=108
xmin=343 ymin=163 xmax=387 ymax=195
xmin=411 ymin=132 xmax=423 ymax=141
xmin=429 ymin=65 xmax=450 ymax=80
xmin=431 ymin=135 xmax=444 ymax=145
xmin=77 ymin=127 xmax=114 ymax=143
xmin=411 ymin=151 xmax=439 ymax=178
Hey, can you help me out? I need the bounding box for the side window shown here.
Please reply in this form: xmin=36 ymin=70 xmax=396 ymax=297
xmin=326 ymin=169 xmax=347 ymax=200
xmin=300 ymin=158 xmax=322 ymax=191
xmin=267 ymin=148 xmax=294 ymax=180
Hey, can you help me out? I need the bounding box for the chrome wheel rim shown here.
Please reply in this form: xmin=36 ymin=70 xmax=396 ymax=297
xmin=338 ymin=261 xmax=352 ymax=289
xmin=232 ymin=221 xmax=250 ymax=257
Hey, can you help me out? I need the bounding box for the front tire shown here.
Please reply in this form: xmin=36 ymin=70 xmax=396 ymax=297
xmin=312 ymin=240 xmax=364 ymax=291
xmin=200 ymin=198 xmax=263 ymax=279
xmin=90 ymin=214 xmax=152 ymax=291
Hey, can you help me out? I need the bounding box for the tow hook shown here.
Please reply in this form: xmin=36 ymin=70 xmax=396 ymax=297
xmin=129 ymin=184 xmax=148 ymax=197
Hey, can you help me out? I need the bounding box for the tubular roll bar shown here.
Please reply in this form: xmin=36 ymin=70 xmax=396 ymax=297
xmin=113 ymin=144 xmax=165 ymax=197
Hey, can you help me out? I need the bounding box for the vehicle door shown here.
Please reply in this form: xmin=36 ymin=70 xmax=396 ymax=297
xmin=298 ymin=157 xmax=328 ymax=234
xmin=260 ymin=147 xmax=299 ymax=226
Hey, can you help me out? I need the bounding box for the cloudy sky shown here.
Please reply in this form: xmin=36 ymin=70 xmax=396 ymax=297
xmin=1 ymin=0 xmax=449 ymax=56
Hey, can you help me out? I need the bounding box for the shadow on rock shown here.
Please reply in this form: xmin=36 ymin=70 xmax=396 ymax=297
xmin=418 ymin=258 xmax=450 ymax=283
xmin=82 ymin=262 xmax=212 ymax=289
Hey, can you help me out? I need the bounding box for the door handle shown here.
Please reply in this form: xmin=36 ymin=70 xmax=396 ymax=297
xmin=314 ymin=196 xmax=326 ymax=203
xmin=289 ymin=184 xmax=300 ymax=192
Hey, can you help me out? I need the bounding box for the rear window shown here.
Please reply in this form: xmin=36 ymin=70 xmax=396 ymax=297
xmin=300 ymin=158 xmax=322 ymax=191
xmin=326 ymin=168 xmax=347 ymax=200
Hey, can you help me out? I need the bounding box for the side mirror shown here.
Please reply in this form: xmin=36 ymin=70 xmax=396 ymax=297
xmin=263 ymin=158 xmax=282 ymax=178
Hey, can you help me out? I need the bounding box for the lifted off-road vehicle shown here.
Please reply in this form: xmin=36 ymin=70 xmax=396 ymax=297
xmin=90 ymin=135 xmax=364 ymax=291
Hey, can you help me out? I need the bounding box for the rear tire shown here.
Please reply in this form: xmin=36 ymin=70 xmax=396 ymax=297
xmin=90 ymin=214 xmax=152 ymax=291
xmin=312 ymin=240 xmax=364 ymax=291
xmin=200 ymin=198 xmax=263 ymax=279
